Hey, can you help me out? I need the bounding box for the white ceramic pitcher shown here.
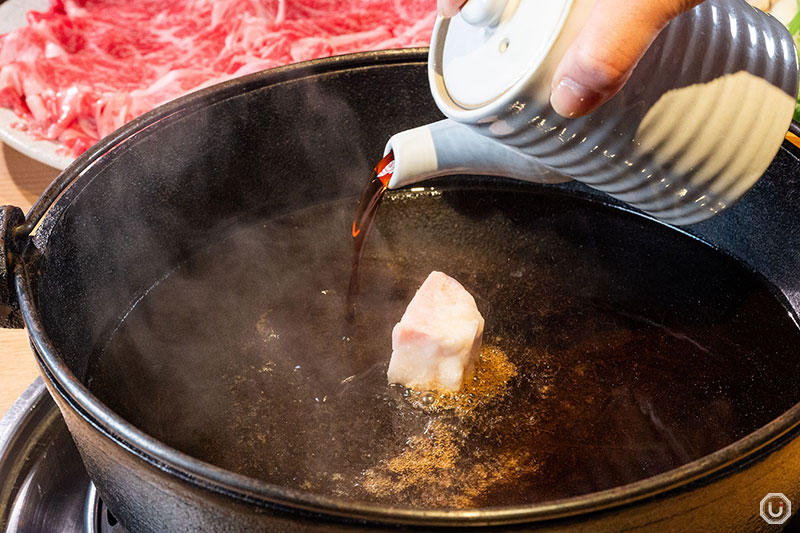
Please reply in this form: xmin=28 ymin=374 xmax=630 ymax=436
xmin=385 ymin=0 xmax=799 ymax=225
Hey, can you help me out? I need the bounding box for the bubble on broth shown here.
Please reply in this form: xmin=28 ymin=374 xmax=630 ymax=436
xmin=404 ymin=345 xmax=517 ymax=415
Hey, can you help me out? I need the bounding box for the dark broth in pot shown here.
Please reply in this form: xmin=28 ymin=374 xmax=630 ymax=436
xmin=86 ymin=186 xmax=800 ymax=509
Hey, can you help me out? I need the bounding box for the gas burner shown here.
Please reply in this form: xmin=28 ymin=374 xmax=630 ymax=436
xmin=85 ymin=484 xmax=126 ymax=533
xmin=0 ymin=379 xmax=127 ymax=533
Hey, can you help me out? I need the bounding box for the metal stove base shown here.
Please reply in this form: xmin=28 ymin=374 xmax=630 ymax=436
xmin=0 ymin=378 xmax=126 ymax=533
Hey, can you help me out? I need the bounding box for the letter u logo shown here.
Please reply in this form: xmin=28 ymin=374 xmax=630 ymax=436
xmin=768 ymin=501 xmax=785 ymax=518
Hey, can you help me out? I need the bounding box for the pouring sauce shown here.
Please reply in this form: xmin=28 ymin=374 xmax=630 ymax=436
xmin=347 ymin=151 xmax=394 ymax=319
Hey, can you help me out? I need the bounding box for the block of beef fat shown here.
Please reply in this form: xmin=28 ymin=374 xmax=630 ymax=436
xmin=388 ymin=271 xmax=484 ymax=392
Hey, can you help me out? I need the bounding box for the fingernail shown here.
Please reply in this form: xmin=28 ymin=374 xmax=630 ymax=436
xmin=550 ymin=76 xmax=604 ymax=118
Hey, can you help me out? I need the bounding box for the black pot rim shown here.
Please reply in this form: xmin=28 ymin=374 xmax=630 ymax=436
xmin=14 ymin=49 xmax=800 ymax=527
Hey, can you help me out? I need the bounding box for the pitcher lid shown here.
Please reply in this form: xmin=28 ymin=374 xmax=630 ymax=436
xmin=432 ymin=0 xmax=573 ymax=109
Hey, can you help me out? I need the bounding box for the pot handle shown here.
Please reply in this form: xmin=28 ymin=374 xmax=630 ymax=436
xmin=789 ymin=120 xmax=800 ymax=138
xmin=0 ymin=206 xmax=25 ymax=329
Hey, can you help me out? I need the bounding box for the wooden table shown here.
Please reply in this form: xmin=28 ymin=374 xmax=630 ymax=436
xmin=0 ymin=142 xmax=60 ymax=417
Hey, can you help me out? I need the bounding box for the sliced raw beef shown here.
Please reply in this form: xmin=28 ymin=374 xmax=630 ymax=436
xmin=0 ymin=0 xmax=435 ymax=156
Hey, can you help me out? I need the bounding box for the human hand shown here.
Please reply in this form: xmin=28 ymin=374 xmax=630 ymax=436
xmin=438 ymin=0 xmax=467 ymax=17
xmin=437 ymin=0 xmax=704 ymax=117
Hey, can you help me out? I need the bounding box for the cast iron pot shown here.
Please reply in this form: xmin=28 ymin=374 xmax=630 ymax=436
xmin=2 ymin=50 xmax=800 ymax=532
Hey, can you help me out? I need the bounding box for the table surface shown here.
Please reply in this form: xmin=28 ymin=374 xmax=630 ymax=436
xmin=0 ymin=142 xmax=60 ymax=417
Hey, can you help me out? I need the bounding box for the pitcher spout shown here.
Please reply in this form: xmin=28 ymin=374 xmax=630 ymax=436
xmin=385 ymin=119 xmax=569 ymax=189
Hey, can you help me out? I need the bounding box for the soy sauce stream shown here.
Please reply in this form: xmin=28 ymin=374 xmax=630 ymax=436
xmin=347 ymin=151 xmax=395 ymax=320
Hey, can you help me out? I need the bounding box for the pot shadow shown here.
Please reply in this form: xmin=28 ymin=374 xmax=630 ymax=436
xmin=1 ymin=143 xmax=60 ymax=207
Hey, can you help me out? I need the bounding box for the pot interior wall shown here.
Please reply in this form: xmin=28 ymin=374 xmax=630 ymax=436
xmin=27 ymin=53 xmax=800 ymax=511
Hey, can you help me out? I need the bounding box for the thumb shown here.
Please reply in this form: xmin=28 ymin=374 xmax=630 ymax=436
xmin=439 ymin=0 xmax=467 ymax=17
xmin=550 ymin=0 xmax=703 ymax=118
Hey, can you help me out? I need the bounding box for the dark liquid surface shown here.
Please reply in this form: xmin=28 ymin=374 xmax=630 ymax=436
xmin=87 ymin=186 xmax=800 ymax=509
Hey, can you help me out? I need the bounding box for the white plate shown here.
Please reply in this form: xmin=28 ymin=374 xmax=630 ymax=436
xmin=0 ymin=0 xmax=74 ymax=170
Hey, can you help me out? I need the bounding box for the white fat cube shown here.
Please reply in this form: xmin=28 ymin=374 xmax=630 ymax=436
xmin=387 ymin=271 xmax=485 ymax=392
